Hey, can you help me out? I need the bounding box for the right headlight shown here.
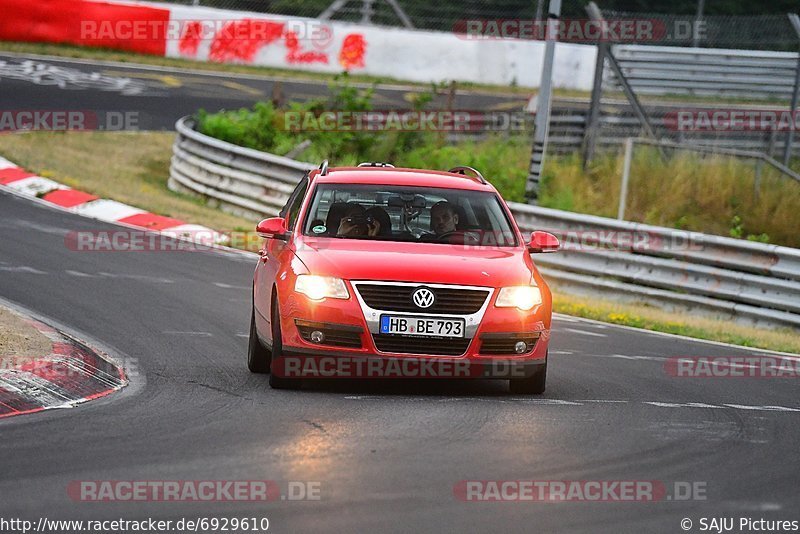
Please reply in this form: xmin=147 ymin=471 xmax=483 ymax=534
xmin=294 ymin=275 xmax=350 ymax=301
xmin=495 ymin=286 xmax=542 ymax=311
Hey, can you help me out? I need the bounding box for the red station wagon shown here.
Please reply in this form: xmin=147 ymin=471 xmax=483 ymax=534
xmin=247 ymin=162 xmax=559 ymax=393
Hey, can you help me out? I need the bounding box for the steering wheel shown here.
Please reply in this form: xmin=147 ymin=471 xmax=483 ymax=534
xmin=435 ymin=231 xmax=459 ymax=241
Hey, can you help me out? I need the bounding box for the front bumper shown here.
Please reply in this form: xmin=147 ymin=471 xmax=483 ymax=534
xmin=276 ymin=281 xmax=550 ymax=377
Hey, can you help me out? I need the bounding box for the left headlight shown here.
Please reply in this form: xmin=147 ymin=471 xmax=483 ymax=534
xmin=495 ymin=285 xmax=542 ymax=311
xmin=295 ymin=275 xmax=350 ymax=300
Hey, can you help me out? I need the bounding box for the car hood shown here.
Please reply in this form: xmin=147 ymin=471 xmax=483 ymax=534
xmin=294 ymin=237 xmax=534 ymax=287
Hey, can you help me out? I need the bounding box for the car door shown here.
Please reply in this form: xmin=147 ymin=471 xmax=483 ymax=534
xmin=254 ymin=175 xmax=309 ymax=337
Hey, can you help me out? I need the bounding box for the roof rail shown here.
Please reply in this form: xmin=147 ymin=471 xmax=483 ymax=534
xmin=447 ymin=166 xmax=487 ymax=185
xmin=318 ymin=159 xmax=329 ymax=176
xmin=357 ymin=162 xmax=395 ymax=168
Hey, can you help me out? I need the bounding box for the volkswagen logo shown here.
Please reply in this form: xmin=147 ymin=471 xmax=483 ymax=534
xmin=412 ymin=287 xmax=435 ymax=309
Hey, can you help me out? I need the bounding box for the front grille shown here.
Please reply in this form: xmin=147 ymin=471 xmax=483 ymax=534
xmin=372 ymin=334 xmax=471 ymax=356
xmin=479 ymin=333 xmax=540 ymax=355
xmin=296 ymin=322 xmax=363 ymax=348
xmin=356 ymin=284 xmax=489 ymax=314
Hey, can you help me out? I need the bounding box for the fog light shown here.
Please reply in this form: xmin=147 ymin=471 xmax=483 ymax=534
xmin=514 ymin=341 xmax=528 ymax=354
xmin=310 ymin=330 xmax=325 ymax=344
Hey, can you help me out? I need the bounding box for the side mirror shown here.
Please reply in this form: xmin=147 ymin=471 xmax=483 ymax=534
xmin=528 ymin=231 xmax=559 ymax=253
xmin=256 ymin=217 xmax=288 ymax=240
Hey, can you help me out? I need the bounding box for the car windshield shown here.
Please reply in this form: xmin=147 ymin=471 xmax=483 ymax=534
xmin=302 ymin=184 xmax=518 ymax=246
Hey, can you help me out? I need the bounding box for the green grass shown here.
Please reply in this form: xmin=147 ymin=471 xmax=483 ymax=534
xmin=540 ymin=149 xmax=800 ymax=247
xmin=553 ymin=293 xmax=800 ymax=354
xmin=0 ymin=131 xmax=253 ymax=233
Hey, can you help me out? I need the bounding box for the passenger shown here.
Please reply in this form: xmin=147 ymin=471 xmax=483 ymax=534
xmin=365 ymin=206 xmax=392 ymax=237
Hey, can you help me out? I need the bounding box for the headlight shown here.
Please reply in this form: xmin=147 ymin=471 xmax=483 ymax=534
xmin=495 ymin=285 xmax=542 ymax=311
xmin=295 ymin=275 xmax=349 ymax=300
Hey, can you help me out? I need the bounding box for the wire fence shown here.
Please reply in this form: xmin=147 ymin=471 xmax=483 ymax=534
xmin=602 ymin=11 xmax=798 ymax=50
xmin=157 ymin=0 xmax=800 ymax=50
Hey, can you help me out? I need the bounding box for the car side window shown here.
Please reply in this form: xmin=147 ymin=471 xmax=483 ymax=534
xmin=285 ymin=177 xmax=309 ymax=231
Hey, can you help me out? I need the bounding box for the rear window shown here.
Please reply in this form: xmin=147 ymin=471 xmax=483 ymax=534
xmin=302 ymin=184 xmax=518 ymax=247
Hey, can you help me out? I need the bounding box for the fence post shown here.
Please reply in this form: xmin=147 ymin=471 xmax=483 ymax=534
xmin=525 ymin=0 xmax=562 ymax=204
xmin=618 ymin=138 xmax=634 ymax=220
xmin=783 ymin=13 xmax=800 ymax=166
xmin=586 ymin=4 xmax=663 ymax=161
xmin=582 ymin=2 xmax=607 ymax=168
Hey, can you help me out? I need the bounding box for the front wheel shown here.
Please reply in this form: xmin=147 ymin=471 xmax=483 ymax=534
xmin=509 ymin=354 xmax=547 ymax=394
xmin=268 ymin=299 xmax=302 ymax=390
xmin=247 ymin=305 xmax=271 ymax=373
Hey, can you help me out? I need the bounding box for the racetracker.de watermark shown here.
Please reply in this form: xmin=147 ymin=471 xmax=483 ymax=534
xmin=64 ymin=228 xmax=707 ymax=254
xmin=67 ymin=480 xmax=321 ymax=502
xmin=272 ymin=355 xmax=540 ymax=379
xmin=282 ymin=110 xmax=530 ymax=133
xmin=0 ymin=356 xmax=141 ymax=378
xmin=665 ymin=356 xmax=800 ymax=378
xmin=452 ymin=18 xmax=705 ymax=43
xmin=65 ymin=230 xmax=235 ymax=252
xmin=666 ymin=109 xmax=800 ymax=132
xmin=80 ymin=19 xmax=331 ymax=43
xmin=453 ymin=480 xmax=707 ymax=502
xmin=0 ymin=111 xmax=139 ymax=132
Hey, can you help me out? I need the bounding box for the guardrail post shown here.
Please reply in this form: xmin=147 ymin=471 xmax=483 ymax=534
xmin=617 ymin=137 xmax=634 ymax=220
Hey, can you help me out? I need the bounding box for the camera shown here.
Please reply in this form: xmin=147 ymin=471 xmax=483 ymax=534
xmin=343 ymin=215 xmax=375 ymax=226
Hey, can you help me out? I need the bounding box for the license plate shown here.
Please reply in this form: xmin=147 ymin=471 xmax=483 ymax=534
xmin=380 ymin=315 xmax=465 ymax=338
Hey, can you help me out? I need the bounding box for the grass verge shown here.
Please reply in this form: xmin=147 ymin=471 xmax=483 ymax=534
xmin=554 ymin=293 xmax=800 ymax=355
xmin=0 ymin=131 xmax=796 ymax=353
xmin=0 ymin=131 xmax=253 ymax=232
xmin=0 ymin=306 xmax=52 ymax=364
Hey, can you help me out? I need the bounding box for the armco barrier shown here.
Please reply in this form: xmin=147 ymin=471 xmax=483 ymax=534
xmin=169 ymin=116 xmax=800 ymax=330
xmin=169 ymin=117 xmax=314 ymax=219
xmin=607 ymin=45 xmax=800 ymax=99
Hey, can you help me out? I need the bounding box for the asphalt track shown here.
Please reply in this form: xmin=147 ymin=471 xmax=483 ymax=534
xmin=1 ymin=186 xmax=799 ymax=533
xmin=0 ymin=52 xmax=528 ymax=131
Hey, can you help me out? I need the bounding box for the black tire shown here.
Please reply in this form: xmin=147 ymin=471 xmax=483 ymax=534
xmin=268 ymin=298 xmax=302 ymax=390
xmin=509 ymin=354 xmax=547 ymax=394
xmin=247 ymin=304 xmax=271 ymax=373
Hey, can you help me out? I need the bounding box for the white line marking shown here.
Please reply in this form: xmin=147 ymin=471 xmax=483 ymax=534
xmin=162 ymin=331 xmax=213 ymax=337
xmin=553 ymin=313 xmax=800 ymax=356
xmin=576 ymin=399 xmax=629 ymax=403
xmin=214 ymin=282 xmax=250 ymax=289
xmin=65 ymin=270 xmax=94 ymax=277
xmin=603 ymin=353 xmax=666 ymax=362
xmin=0 ymin=265 xmax=47 ymax=274
xmin=562 ymin=328 xmax=607 ymax=338
xmin=342 ymin=396 xmax=800 ymax=413
xmin=645 ymin=402 xmax=725 ymax=409
xmin=723 ymin=404 xmax=800 ymax=412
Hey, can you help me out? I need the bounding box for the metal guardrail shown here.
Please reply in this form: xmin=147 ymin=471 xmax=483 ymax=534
xmin=605 ymin=45 xmax=800 ymax=99
xmin=545 ymin=101 xmax=800 ymax=156
xmin=169 ymin=116 xmax=800 ymax=330
xmin=169 ymin=116 xmax=314 ymax=219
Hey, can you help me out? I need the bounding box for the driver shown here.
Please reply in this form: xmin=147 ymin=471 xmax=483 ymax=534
xmin=430 ymin=201 xmax=459 ymax=236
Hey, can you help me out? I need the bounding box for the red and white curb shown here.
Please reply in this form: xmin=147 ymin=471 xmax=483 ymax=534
xmin=0 ymin=307 xmax=127 ymax=419
xmin=0 ymin=156 xmax=226 ymax=245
